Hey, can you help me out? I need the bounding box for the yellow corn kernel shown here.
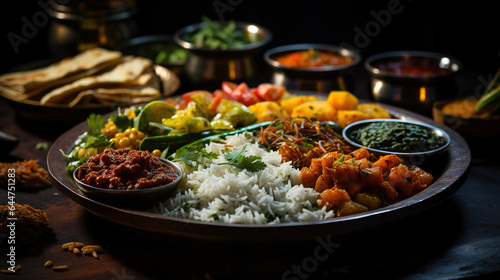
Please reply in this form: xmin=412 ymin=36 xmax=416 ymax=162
xmin=78 ymin=149 xmax=86 ymax=159
xmin=108 ymin=125 xmax=118 ymax=137
xmin=129 ymin=133 xmax=136 ymax=142
xmin=86 ymin=147 xmax=98 ymax=156
xmin=106 ymin=121 xmax=115 ymax=128
xmin=101 ymin=121 xmax=117 ymax=137
xmin=109 ymin=125 xmax=145 ymax=150
xmin=137 ymin=131 xmax=145 ymax=140
xmin=125 ymin=109 xmax=136 ymax=119
xmin=118 ymin=137 xmax=131 ymax=148
xmin=134 ymin=139 xmax=142 ymax=148
xmin=151 ymin=149 xmax=162 ymax=157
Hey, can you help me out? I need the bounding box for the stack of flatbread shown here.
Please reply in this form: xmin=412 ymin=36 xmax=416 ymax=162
xmin=0 ymin=48 xmax=163 ymax=107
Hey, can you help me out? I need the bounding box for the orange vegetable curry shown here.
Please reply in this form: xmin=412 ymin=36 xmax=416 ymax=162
xmin=259 ymin=119 xmax=433 ymax=217
xmin=274 ymin=48 xmax=352 ymax=68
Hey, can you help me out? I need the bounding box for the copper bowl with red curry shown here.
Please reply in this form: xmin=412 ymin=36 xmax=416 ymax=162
xmin=365 ymin=50 xmax=462 ymax=116
xmin=264 ymin=43 xmax=361 ymax=93
xmin=73 ymin=148 xmax=182 ymax=208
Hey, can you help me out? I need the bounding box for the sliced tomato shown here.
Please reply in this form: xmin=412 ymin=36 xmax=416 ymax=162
xmin=210 ymin=90 xmax=225 ymax=112
xmin=182 ymin=90 xmax=213 ymax=105
xmin=175 ymin=99 xmax=187 ymax=110
xmin=221 ymin=81 xmax=238 ymax=95
xmin=230 ymin=82 xmax=260 ymax=106
xmin=254 ymin=83 xmax=286 ymax=101
xmin=165 ymin=97 xmax=179 ymax=107
xmin=250 ymin=87 xmax=263 ymax=102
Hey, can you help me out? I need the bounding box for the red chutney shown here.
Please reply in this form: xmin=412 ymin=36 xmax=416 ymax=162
xmin=274 ymin=49 xmax=352 ymax=68
xmin=375 ymin=58 xmax=452 ymax=76
xmin=76 ymin=148 xmax=180 ymax=190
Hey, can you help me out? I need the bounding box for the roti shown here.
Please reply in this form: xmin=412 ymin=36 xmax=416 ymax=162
xmin=40 ymin=56 xmax=156 ymax=105
xmin=68 ymin=87 xmax=161 ymax=107
xmin=0 ymin=48 xmax=123 ymax=100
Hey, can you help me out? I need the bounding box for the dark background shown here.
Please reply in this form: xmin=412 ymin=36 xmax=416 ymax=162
xmin=1 ymin=0 xmax=498 ymax=90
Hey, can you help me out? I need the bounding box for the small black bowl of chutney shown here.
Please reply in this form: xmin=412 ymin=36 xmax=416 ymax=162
xmin=342 ymin=119 xmax=450 ymax=161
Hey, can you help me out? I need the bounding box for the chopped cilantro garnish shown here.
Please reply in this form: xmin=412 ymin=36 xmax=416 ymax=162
xmin=60 ymin=113 xmax=110 ymax=174
xmin=282 ymin=174 xmax=290 ymax=185
xmin=301 ymin=139 xmax=314 ymax=149
xmin=265 ymin=212 xmax=280 ymax=222
xmin=84 ymin=134 xmax=110 ymax=149
xmin=173 ymin=144 xmax=217 ymax=167
xmin=218 ymin=145 xmax=266 ymax=172
xmin=87 ymin=113 xmax=105 ymax=136
xmin=345 ymin=158 xmax=356 ymax=165
xmin=176 ymin=201 xmax=194 ymax=211
xmin=334 ymin=154 xmax=345 ymax=164
xmin=274 ymin=121 xmax=284 ymax=129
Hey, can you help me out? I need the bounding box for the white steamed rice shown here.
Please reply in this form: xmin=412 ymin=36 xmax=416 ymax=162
xmin=152 ymin=133 xmax=335 ymax=224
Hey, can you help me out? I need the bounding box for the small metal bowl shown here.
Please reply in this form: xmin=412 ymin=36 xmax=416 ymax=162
xmin=433 ymin=99 xmax=500 ymax=155
xmin=263 ymin=43 xmax=361 ymax=92
xmin=73 ymin=158 xmax=183 ymax=209
xmin=173 ymin=21 xmax=272 ymax=89
xmin=342 ymin=119 xmax=451 ymax=163
xmin=365 ymin=50 xmax=462 ymax=116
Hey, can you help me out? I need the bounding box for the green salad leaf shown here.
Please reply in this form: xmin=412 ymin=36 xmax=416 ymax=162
xmin=60 ymin=113 xmax=111 ymax=174
xmin=87 ymin=113 xmax=105 ymax=136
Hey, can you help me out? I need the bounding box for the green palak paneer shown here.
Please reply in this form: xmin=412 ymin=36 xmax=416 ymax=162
xmin=349 ymin=121 xmax=446 ymax=153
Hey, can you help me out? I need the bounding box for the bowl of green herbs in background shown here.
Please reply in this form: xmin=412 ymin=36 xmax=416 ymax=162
xmin=173 ymin=16 xmax=272 ymax=89
xmin=119 ymin=34 xmax=188 ymax=76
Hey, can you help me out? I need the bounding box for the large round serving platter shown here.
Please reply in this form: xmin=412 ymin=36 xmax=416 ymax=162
xmin=47 ymin=101 xmax=471 ymax=246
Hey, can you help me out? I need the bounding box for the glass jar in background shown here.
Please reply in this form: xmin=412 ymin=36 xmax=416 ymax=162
xmin=47 ymin=0 xmax=138 ymax=56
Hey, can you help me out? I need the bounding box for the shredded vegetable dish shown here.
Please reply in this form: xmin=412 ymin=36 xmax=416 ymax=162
xmin=258 ymin=119 xmax=351 ymax=169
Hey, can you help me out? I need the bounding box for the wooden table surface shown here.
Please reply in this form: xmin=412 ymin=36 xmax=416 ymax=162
xmin=1 ymin=86 xmax=500 ymax=279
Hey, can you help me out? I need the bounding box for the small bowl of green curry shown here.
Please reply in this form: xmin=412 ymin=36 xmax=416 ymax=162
xmin=343 ymin=119 xmax=450 ymax=160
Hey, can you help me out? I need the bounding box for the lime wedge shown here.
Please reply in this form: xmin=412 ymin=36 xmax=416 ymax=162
xmin=134 ymin=101 xmax=176 ymax=133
